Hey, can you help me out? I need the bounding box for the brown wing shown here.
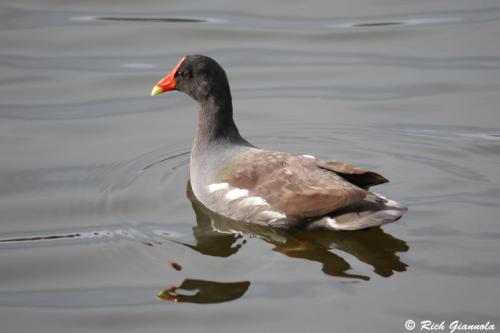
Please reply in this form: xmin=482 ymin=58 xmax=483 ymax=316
xmin=217 ymin=150 xmax=368 ymax=220
xmin=317 ymin=160 xmax=388 ymax=189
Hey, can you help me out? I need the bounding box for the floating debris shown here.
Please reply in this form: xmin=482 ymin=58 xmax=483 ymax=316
xmin=169 ymin=261 xmax=182 ymax=271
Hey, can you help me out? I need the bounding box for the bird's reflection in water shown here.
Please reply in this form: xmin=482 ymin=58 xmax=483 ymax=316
xmin=158 ymin=279 xmax=250 ymax=304
xmin=185 ymin=181 xmax=409 ymax=281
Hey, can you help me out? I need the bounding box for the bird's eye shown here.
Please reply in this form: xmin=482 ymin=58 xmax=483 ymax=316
xmin=179 ymin=71 xmax=193 ymax=79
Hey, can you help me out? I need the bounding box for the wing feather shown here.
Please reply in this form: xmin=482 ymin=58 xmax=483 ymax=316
xmin=317 ymin=160 xmax=388 ymax=189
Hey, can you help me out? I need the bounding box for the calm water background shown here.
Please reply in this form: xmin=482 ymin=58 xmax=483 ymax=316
xmin=1 ymin=0 xmax=500 ymax=332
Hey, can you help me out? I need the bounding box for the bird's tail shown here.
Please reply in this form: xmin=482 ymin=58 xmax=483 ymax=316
xmin=307 ymin=192 xmax=407 ymax=231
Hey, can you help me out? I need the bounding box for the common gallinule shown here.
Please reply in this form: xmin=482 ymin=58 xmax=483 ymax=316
xmin=151 ymin=55 xmax=407 ymax=230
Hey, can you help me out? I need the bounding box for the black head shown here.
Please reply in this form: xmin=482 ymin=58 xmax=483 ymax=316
xmin=151 ymin=55 xmax=231 ymax=103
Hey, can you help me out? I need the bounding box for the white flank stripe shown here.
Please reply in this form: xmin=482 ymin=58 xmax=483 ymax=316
xmin=207 ymin=183 xmax=229 ymax=192
xmin=240 ymin=196 xmax=269 ymax=207
xmin=260 ymin=211 xmax=286 ymax=220
xmin=225 ymin=188 xmax=249 ymax=200
xmin=302 ymin=154 xmax=316 ymax=159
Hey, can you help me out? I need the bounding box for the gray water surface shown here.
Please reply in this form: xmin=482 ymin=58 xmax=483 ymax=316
xmin=1 ymin=0 xmax=500 ymax=332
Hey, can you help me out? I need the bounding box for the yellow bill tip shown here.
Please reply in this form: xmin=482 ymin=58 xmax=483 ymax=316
xmin=150 ymin=85 xmax=164 ymax=97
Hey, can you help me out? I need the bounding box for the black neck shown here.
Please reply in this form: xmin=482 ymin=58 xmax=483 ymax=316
xmin=193 ymin=92 xmax=247 ymax=154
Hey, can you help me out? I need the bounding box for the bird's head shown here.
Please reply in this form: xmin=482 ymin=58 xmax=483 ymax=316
xmin=151 ymin=55 xmax=230 ymax=102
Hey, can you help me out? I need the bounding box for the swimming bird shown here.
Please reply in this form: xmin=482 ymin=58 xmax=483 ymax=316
xmin=151 ymin=55 xmax=407 ymax=230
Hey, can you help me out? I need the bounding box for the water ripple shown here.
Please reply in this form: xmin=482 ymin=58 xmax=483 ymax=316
xmin=0 ymin=222 xmax=185 ymax=250
xmin=2 ymin=6 xmax=500 ymax=31
xmin=0 ymin=280 xmax=251 ymax=307
xmin=2 ymin=51 xmax=500 ymax=73
xmin=235 ymin=83 xmax=493 ymax=101
xmin=75 ymin=8 xmax=500 ymax=31
xmin=96 ymin=17 xmax=208 ymax=24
